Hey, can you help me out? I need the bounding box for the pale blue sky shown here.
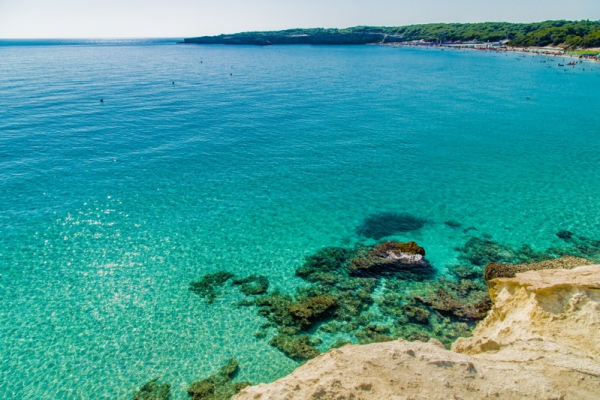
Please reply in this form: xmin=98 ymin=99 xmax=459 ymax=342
xmin=1 ymin=0 xmax=599 ymax=38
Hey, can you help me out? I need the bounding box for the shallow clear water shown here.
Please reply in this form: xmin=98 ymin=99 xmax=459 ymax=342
xmin=1 ymin=40 xmax=600 ymax=399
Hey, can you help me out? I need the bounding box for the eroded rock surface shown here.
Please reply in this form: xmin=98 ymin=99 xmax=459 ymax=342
xmin=349 ymin=241 xmax=432 ymax=277
xmin=235 ymin=265 xmax=600 ymax=399
xmin=484 ymin=255 xmax=590 ymax=281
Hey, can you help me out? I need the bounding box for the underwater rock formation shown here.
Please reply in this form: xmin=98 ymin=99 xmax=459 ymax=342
xmin=356 ymin=212 xmax=427 ymax=239
xmin=269 ymin=334 xmax=321 ymax=360
xmin=187 ymin=359 xmax=250 ymax=400
xmin=288 ymin=295 xmax=337 ymax=327
xmin=133 ymin=378 xmax=171 ymax=400
xmin=556 ymin=230 xmax=574 ymax=240
xmin=249 ymin=239 xmax=488 ymax=358
xmin=349 ymin=241 xmax=432 ymax=278
xmin=191 ymin=232 xmax=600 ymax=363
xmin=444 ymin=220 xmax=462 ymax=229
xmin=415 ymin=278 xmax=491 ymax=321
xmin=231 ymin=275 xmax=269 ymax=295
xmin=189 ymin=272 xmax=234 ymax=304
xmin=235 ymin=264 xmax=600 ymax=400
xmin=555 ymin=233 xmax=600 ymax=259
xmin=459 ymin=233 xmax=600 ymax=267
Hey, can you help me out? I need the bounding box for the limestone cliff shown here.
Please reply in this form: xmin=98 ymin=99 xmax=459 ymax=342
xmin=235 ymin=265 xmax=600 ymax=399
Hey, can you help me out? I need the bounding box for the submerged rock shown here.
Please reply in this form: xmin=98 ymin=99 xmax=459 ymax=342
xmin=458 ymin=236 xmax=561 ymax=266
xmin=253 ymin=238 xmax=487 ymax=359
xmin=349 ymin=241 xmax=432 ymax=278
xmin=231 ymin=275 xmax=269 ymax=295
xmin=288 ymin=295 xmax=337 ymax=327
xmin=295 ymin=246 xmax=352 ymax=283
xmin=269 ymin=334 xmax=321 ymax=360
xmin=217 ymin=359 xmax=240 ymax=377
xmin=444 ymin=220 xmax=462 ymax=229
xmin=402 ymin=304 xmax=430 ymax=324
xmin=447 ymin=264 xmax=482 ymax=280
xmin=187 ymin=359 xmax=245 ymax=400
xmin=356 ymin=212 xmax=427 ymax=239
xmin=354 ymin=324 xmax=394 ymax=344
xmin=416 ymin=285 xmax=491 ymax=321
xmin=189 ymin=272 xmax=234 ymax=304
xmin=565 ymin=234 xmax=600 ymax=259
xmin=556 ymin=230 xmax=574 ymax=240
xmin=254 ymin=292 xmax=301 ymax=334
xmin=133 ymin=378 xmax=171 ymax=400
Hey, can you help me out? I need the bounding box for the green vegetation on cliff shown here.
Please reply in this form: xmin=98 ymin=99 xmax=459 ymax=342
xmin=387 ymin=20 xmax=600 ymax=48
xmin=185 ymin=20 xmax=600 ymax=49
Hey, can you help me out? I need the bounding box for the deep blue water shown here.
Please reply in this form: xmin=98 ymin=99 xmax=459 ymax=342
xmin=1 ymin=39 xmax=600 ymax=399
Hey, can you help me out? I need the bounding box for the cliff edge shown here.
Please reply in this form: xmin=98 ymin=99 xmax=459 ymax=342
xmin=235 ymin=264 xmax=600 ymax=399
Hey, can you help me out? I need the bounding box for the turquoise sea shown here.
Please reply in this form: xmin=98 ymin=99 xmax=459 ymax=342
xmin=1 ymin=39 xmax=600 ymax=399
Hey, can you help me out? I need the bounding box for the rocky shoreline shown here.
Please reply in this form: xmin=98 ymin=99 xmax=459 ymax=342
xmin=134 ymin=221 xmax=600 ymax=399
xmin=181 ymin=21 xmax=600 ymax=54
xmin=236 ymin=264 xmax=600 ymax=399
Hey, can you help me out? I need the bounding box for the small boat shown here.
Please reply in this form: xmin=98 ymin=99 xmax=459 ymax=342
xmin=558 ymin=63 xmax=564 ymax=67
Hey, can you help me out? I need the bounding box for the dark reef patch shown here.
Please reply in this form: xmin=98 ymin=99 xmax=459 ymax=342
xmin=231 ymin=275 xmax=269 ymax=295
xmin=288 ymin=295 xmax=338 ymax=327
xmin=133 ymin=378 xmax=171 ymax=400
xmin=460 ymin=234 xmax=600 ymax=268
xmin=247 ymin=239 xmax=486 ymax=356
xmin=444 ymin=220 xmax=462 ymax=229
xmin=415 ymin=278 xmax=491 ymax=320
xmin=187 ymin=359 xmax=250 ymax=400
xmin=269 ymin=334 xmax=321 ymax=360
xmin=189 ymin=272 xmax=234 ymax=304
xmin=556 ymin=230 xmax=574 ymax=240
xmin=357 ymin=212 xmax=427 ymax=239
xmin=458 ymin=237 xmax=553 ymax=266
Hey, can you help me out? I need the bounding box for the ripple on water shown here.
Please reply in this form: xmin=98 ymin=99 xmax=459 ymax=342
xmin=1 ymin=43 xmax=600 ymax=399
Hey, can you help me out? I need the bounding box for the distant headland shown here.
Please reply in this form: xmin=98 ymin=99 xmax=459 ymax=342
xmin=183 ymin=20 xmax=600 ymax=50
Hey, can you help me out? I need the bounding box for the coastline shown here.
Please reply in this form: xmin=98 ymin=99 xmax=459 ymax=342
xmin=236 ymin=264 xmax=600 ymax=399
xmin=378 ymin=41 xmax=600 ymax=62
xmin=182 ymin=20 xmax=600 ymax=59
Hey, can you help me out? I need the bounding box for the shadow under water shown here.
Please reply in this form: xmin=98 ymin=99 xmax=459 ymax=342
xmin=356 ymin=212 xmax=428 ymax=240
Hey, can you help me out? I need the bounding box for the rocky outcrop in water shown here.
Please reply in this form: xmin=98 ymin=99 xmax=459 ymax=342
xmin=235 ymin=264 xmax=600 ymax=399
xmin=187 ymin=359 xmax=251 ymax=400
xmin=133 ymin=378 xmax=170 ymax=400
xmin=349 ymin=241 xmax=430 ymax=276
